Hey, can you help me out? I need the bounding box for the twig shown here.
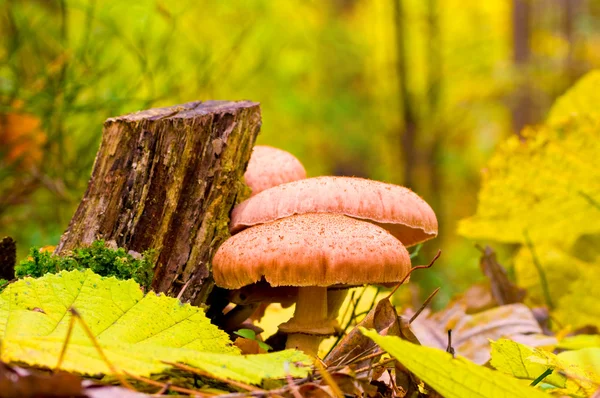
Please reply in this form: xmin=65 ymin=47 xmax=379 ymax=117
xmin=123 ymin=371 xmax=216 ymax=396
xmin=285 ymin=362 xmax=303 ymax=398
xmin=347 ymin=349 xmax=384 ymax=366
xmin=331 ymin=345 xmax=379 ymax=369
xmin=57 ymin=307 xmax=134 ymax=390
xmin=55 ymin=309 xmax=76 ymax=371
xmin=327 ymin=287 xmax=367 ymax=357
xmin=354 ymin=357 xmax=397 ymax=376
xmin=163 ymin=361 xmax=262 ymax=393
xmin=409 ymin=243 xmax=422 ymax=259
xmin=524 ymin=231 xmax=554 ymax=309
xmin=314 ymin=360 xmax=344 ymax=398
xmin=152 ymin=381 xmax=171 ymax=396
xmin=409 ymin=287 xmax=440 ymax=324
xmin=215 ymin=377 xmax=311 ymax=398
xmin=446 ymin=330 xmax=455 ymax=357
xmin=176 ymin=278 xmax=192 ymax=301
xmin=578 ymin=190 xmax=600 ymax=211
xmin=386 ymin=250 xmax=441 ymax=300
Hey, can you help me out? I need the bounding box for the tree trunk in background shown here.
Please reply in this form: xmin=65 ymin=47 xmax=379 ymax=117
xmin=55 ymin=100 xmax=261 ymax=305
xmin=393 ymin=0 xmax=418 ymax=189
xmin=561 ymin=0 xmax=582 ymax=84
xmin=425 ymin=0 xmax=444 ymax=243
xmin=512 ymin=0 xmax=532 ymax=136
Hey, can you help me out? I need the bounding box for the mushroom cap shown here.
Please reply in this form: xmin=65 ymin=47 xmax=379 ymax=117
xmin=244 ymin=145 xmax=307 ymax=196
xmin=213 ymin=213 xmax=411 ymax=289
xmin=231 ymin=176 xmax=438 ymax=247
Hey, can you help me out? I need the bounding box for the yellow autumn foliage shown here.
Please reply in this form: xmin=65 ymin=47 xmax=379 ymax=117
xmin=459 ymin=70 xmax=600 ymax=330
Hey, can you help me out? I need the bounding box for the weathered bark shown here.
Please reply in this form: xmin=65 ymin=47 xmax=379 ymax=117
xmin=56 ymin=100 xmax=261 ymax=304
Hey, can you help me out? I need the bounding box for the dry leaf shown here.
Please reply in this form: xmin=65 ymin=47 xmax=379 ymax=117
xmin=408 ymin=303 xmax=556 ymax=364
xmin=234 ymin=337 xmax=267 ymax=354
xmin=0 ymin=362 xmax=84 ymax=398
xmin=478 ymin=245 xmax=526 ymax=305
xmin=325 ymin=298 xmax=418 ymax=368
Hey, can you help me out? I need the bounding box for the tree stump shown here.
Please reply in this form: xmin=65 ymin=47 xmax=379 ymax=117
xmin=55 ymin=100 xmax=261 ymax=304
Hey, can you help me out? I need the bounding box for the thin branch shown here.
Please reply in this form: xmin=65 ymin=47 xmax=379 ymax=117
xmin=409 ymin=287 xmax=440 ymax=324
xmin=163 ymin=361 xmax=262 ymax=393
xmin=123 ymin=371 xmax=216 ymax=396
xmin=59 ymin=307 xmax=134 ymax=390
xmin=386 ymin=250 xmax=441 ymax=299
xmin=524 ymin=231 xmax=554 ymax=309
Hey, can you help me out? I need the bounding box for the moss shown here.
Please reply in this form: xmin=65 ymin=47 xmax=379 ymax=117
xmin=16 ymin=240 xmax=156 ymax=290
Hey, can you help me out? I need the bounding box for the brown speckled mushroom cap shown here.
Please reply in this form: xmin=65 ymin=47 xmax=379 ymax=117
xmin=213 ymin=213 xmax=411 ymax=289
xmin=231 ymin=176 xmax=437 ymax=247
xmin=244 ymin=145 xmax=307 ymax=196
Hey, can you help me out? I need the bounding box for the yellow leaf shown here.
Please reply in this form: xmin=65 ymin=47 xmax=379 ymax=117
xmin=558 ymin=348 xmax=600 ymax=379
xmin=459 ymin=70 xmax=600 ymax=245
xmin=559 ymin=335 xmax=600 ymax=350
xmin=458 ymin=122 xmax=600 ymax=245
xmin=491 ymin=339 xmax=600 ymax=397
xmin=514 ymin=246 xmax=600 ymax=329
xmin=410 ymin=303 xmax=553 ymax=365
xmin=547 ymin=70 xmax=600 ymax=126
xmin=0 ymin=270 xmax=311 ymax=383
xmin=361 ymin=328 xmax=551 ymax=398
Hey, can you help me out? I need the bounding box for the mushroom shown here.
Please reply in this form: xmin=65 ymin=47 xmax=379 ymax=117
xmin=244 ymin=145 xmax=307 ymax=196
xmin=231 ymin=176 xmax=438 ymax=246
xmin=213 ymin=213 xmax=412 ymax=356
xmin=218 ymin=145 xmax=306 ymax=330
xmin=228 ymin=176 xmax=438 ymax=324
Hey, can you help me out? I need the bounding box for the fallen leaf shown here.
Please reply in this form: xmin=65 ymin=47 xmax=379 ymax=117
xmin=558 ymin=348 xmax=600 ymax=379
xmin=478 ymin=245 xmax=526 ymax=305
xmin=0 ymin=362 xmax=84 ymax=398
xmin=234 ymin=337 xmax=267 ymax=354
xmin=362 ymin=328 xmax=551 ymax=398
xmin=0 ymin=270 xmax=311 ymax=383
xmin=409 ymin=303 xmax=556 ymax=364
xmin=559 ymin=335 xmax=600 ymax=350
xmin=515 ymin=245 xmax=600 ymax=329
xmin=324 ymin=298 xmax=418 ymax=368
xmin=491 ymin=338 xmax=600 ymax=397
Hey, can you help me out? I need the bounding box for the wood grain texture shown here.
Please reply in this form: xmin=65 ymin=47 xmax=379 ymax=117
xmin=56 ymin=100 xmax=261 ymax=304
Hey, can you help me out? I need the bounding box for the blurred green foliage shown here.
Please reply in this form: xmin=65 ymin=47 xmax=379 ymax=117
xmin=16 ymin=240 xmax=155 ymax=289
xmin=2 ymin=0 xmax=600 ymax=301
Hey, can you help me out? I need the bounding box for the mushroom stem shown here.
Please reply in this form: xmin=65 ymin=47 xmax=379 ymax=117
xmin=283 ymin=286 xmax=329 ymax=356
xmin=327 ymin=288 xmax=348 ymax=329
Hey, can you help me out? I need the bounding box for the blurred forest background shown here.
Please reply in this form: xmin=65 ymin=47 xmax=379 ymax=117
xmin=0 ymin=0 xmax=596 ymax=300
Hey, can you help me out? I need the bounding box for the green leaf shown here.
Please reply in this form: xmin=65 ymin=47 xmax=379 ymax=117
xmin=361 ymin=328 xmax=551 ymax=398
xmin=491 ymin=339 xmax=600 ymax=397
xmin=234 ymin=328 xmax=272 ymax=352
xmin=234 ymin=329 xmax=257 ymax=340
xmin=0 ymin=270 xmax=310 ymax=383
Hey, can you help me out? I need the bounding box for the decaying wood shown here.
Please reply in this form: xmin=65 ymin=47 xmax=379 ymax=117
xmin=55 ymin=100 xmax=261 ymax=304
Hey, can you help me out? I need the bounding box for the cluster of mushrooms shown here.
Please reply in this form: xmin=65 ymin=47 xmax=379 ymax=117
xmin=212 ymin=145 xmax=438 ymax=357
